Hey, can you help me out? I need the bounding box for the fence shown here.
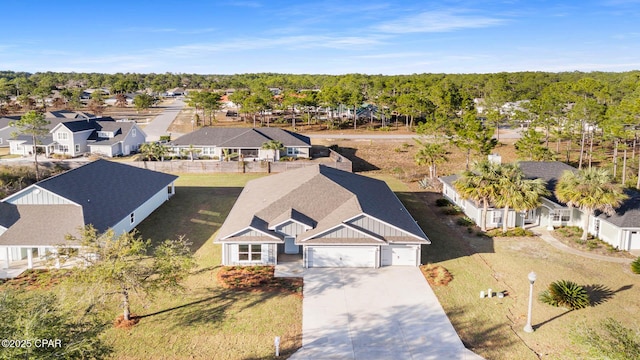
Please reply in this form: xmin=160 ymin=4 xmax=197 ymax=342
xmin=3 ymin=150 xmax=351 ymax=174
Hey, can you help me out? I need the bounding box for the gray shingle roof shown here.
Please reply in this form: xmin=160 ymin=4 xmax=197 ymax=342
xmin=598 ymin=190 xmax=640 ymax=228
xmin=172 ymin=127 xmax=311 ymax=148
xmin=0 ymin=204 xmax=83 ymax=246
xmin=216 ymin=165 xmax=429 ymax=245
xmin=518 ymin=161 xmax=577 ymax=204
xmin=34 ymin=159 xmax=177 ymax=232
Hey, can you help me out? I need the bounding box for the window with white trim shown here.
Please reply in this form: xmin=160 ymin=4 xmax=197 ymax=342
xmin=492 ymin=211 xmax=502 ymax=224
xmin=238 ymin=244 xmax=262 ymax=261
xmin=593 ymin=218 xmax=600 ymax=234
xmin=75 ymin=144 xmax=80 ymax=152
xmin=552 ymin=209 xmax=571 ymax=222
xmin=132 ymin=128 xmax=137 ymax=138
xmin=287 ymin=147 xmax=299 ymax=156
xmin=57 ymin=132 xmax=68 ymax=140
xmin=130 ymin=213 xmax=135 ymax=224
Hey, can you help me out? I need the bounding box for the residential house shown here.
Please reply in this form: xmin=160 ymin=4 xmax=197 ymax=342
xmin=215 ymin=165 xmax=430 ymax=268
xmin=0 ymin=116 xmax=20 ymax=148
xmin=440 ymin=161 xmax=581 ymax=231
xmin=0 ymin=159 xmax=177 ymax=275
xmin=440 ymin=160 xmax=640 ymax=251
xmin=48 ymin=118 xmax=144 ymax=157
xmin=170 ymin=127 xmax=311 ymax=161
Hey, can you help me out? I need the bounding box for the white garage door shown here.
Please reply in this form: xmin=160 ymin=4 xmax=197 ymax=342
xmin=630 ymin=232 xmax=640 ymax=250
xmin=381 ymin=245 xmax=418 ymax=266
xmin=307 ymin=246 xmax=377 ymax=268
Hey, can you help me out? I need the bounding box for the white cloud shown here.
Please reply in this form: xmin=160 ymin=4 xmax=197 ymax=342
xmin=374 ymin=9 xmax=506 ymax=33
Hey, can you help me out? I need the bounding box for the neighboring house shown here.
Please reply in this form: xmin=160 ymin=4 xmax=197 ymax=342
xmin=9 ymin=118 xmax=145 ymax=158
xmin=0 ymin=116 xmax=21 ymax=148
xmin=170 ymin=127 xmax=311 ymax=161
xmin=104 ymin=94 xmax=135 ymax=106
xmin=593 ymin=191 xmax=640 ymax=251
xmin=440 ymin=160 xmax=640 ymax=251
xmin=0 ymin=159 xmax=177 ymax=273
xmin=43 ymin=110 xmax=94 ymax=119
xmin=440 ymin=161 xmax=581 ymax=231
xmin=215 ymin=165 xmax=430 ymax=268
xmin=166 ymin=87 xmax=185 ymax=97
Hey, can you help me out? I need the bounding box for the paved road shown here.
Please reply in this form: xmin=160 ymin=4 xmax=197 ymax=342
xmin=289 ymin=267 xmax=483 ymax=360
xmin=144 ymin=98 xmax=185 ymax=142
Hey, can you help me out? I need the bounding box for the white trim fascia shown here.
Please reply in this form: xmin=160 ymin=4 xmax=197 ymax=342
xmin=268 ymin=218 xmax=313 ymax=231
xmin=220 ymin=226 xmax=280 ymax=241
xmin=2 ymin=185 xmax=80 ymax=206
xmin=299 ymin=223 xmax=385 ymax=243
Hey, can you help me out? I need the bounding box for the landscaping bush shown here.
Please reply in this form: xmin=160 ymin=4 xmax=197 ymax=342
xmin=631 ymin=257 xmax=640 ymax=274
xmin=420 ymin=264 xmax=453 ymax=286
xmin=456 ymin=216 xmax=474 ymax=227
xmin=435 ymin=198 xmax=451 ymax=207
xmin=442 ymin=207 xmax=462 ymax=215
xmin=539 ymin=280 xmax=590 ymax=310
xmin=486 ymin=228 xmax=535 ymax=237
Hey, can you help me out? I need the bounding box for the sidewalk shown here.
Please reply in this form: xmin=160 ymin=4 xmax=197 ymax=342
xmin=531 ymin=226 xmax=635 ymax=264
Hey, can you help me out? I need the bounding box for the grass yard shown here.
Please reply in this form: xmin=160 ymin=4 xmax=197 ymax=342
xmin=94 ymin=173 xmax=301 ymax=360
xmin=389 ymin=181 xmax=640 ymax=360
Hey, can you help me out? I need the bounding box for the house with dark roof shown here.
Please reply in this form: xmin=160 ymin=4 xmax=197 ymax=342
xmin=170 ymin=127 xmax=311 ymax=161
xmin=49 ymin=118 xmax=144 ymax=157
xmin=215 ymin=165 xmax=430 ymax=267
xmin=440 ymin=160 xmax=640 ymax=251
xmin=440 ymin=161 xmax=582 ymax=231
xmin=0 ymin=159 xmax=177 ymax=277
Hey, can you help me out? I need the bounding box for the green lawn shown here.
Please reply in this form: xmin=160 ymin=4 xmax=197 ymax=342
xmin=96 ymin=173 xmax=301 ymax=360
xmin=45 ymin=172 xmax=640 ymax=359
xmin=375 ymin=174 xmax=640 ymax=360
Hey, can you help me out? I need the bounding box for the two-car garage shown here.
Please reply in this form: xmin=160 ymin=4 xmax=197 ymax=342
xmin=305 ymin=245 xmax=420 ymax=268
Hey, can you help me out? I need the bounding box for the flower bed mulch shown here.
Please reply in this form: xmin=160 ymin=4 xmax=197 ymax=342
xmin=216 ymin=266 xmax=302 ymax=296
xmin=420 ymin=264 xmax=453 ymax=286
xmin=114 ymin=314 xmax=140 ymax=329
xmin=0 ymin=269 xmax=71 ymax=290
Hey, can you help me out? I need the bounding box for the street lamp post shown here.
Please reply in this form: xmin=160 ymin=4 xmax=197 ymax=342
xmin=524 ymin=271 xmax=537 ymax=333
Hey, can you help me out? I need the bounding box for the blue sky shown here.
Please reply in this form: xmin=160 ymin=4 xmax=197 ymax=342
xmin=1 ymin=0 xmax=639 ymax=75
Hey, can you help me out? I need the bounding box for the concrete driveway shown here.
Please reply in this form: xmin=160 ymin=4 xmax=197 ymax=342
xmin=144 ymin=98 xmax=185 ymax=141
xmin=289 ymin=267 xmax=483 ymax=360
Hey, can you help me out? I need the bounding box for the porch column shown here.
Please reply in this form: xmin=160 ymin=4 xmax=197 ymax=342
xmin=51 ymin=248 xmax=60 ymax=269
xmin=3 ymin=247 xmax=9 ymax=269
xmin=27 ymin=248 xmax=33 ymax=269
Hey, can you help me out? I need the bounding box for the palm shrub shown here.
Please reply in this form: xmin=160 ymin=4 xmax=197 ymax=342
xmin=631 ymin=257 xmax=640 ymax=274
xmin=538 ymin=280 xmax=590 ymax=310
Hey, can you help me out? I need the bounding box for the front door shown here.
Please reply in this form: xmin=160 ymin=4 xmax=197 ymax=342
xmin=284 ymin=237 xmax=299 ymax=254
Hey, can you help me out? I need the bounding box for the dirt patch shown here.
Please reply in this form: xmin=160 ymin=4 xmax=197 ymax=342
xmin=216 ymin=266 xmax=303 ymax=296
xmin=0 ymin=269 xmax=70 ymax=290
xmin=420 ymin=264 xmax=453 ymax=286
xmin=114 ymin=314 xmax=140 ymax=329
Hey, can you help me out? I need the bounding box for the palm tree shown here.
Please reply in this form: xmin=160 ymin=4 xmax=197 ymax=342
xmin=555 ymin=168 xmax=628 ymax=240
xmin=181 ymin=144 xmax=200 ymax=162
xmin=453 ymin=161 xmax=501 ymax=231
xmin=414 ymin=138 xmax=448 ymax=180
xmin=494 ymin=164 xmax=549 ymax=233
xmin=261 ymin=140 xmax=284 ymax=161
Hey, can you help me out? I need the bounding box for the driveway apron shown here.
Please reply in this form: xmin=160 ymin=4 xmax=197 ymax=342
xmin=289 ymin=267 xmax=483 ymax=360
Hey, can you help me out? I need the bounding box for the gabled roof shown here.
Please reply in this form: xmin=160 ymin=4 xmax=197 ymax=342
xmin=172 ymin=127 xmax=311 ymax=148
xmin=216 ymin=165 xmax=429 ymax=245
xmin=88 ymin=121 xmax=141 ymax=146
xmin=31 ymin=159 xmax=177 ymax=232
xmin=518 ymin=161 xmax=577 ymax=204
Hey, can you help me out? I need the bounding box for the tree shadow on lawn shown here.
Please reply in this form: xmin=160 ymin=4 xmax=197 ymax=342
xmin=396 ymin=191 xmax=495 ymax=264
xmin=139 ymin=288 xmax=292 ymax=329
xmin=136 ymin=186 xmax=243 ymax=253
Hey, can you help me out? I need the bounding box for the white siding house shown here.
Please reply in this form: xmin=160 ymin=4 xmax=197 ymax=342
xmin=0 ymin=160 xmax=177 ymax=277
